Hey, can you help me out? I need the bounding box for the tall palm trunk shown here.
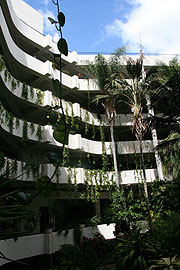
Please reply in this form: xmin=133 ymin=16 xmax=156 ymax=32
xmin=109 ymin=120 xmax=120 ymax=188
xmin=146 ymin=95 xmax=164 ymax=180
xmin=139 ymin=139 xmax=152 ymax=229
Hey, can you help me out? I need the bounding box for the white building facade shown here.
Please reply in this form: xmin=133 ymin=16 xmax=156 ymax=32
xmin=0 ymin=0 xmax=172 ymax=265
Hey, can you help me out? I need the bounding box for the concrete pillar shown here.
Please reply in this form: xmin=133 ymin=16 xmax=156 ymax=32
xmin=95 ymin=200 xmax=101 ymax=217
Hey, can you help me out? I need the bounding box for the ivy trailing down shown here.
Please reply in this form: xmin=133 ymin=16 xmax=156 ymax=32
xmin=0 ymin=55 xmax=44 ymax=105
xmin=0 ymin=102 xmax=43 ymax=142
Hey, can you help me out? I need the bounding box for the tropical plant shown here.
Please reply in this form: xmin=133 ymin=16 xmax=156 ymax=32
xmin=114 ymin=230 xmax=160 ymax=270
xmin=55 ymin=236 xmax=107 ymax=270
xmin=151 ymin=212 xmax=180 ymax=255
xmin=149 ymin=255 xmax=180 ymax=270
xmin=90 ymin=49 xmax=126 ymax=188
xmin=114 ymin=52 xmax=158 ymax=228
xmin=104 ymin=186 xmax=147 ymax=230
xmin=0 ymin=156 xmax=32 ymax=239
xmin=150 ymin=178 xmax=180 ymax=217
xmin=148 ymin=57 xmax=180 ymax=169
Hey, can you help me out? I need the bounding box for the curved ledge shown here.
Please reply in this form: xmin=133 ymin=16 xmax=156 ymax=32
xmin=0 ymin=224 xmax=115 ymax=267
xmin=0 ymin=100 xmax=154 ymax=156
xmin=1 ymin=157 xmax=157 ymax=185
xmin=0 ymin=7 xmax=78 ymax=91
xmin=0 ymin=57 xmax=137 ymax=128
xmin=0 ymin=0 xmax=77 ymax=65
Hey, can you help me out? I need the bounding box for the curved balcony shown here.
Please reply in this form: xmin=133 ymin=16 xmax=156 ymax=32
xmin=0 ymin=56 xmax=141 ymax=129
xmin=0 ymin=7 xmax=79 ymax=93
xmin=0 ymin=157 xmax=157 ymax=185
xmin=0 ymin=224 xmax=115 ymax=267
xmin=0 ymin=101 xmax=154 ymax=159
xmin=0 ymin=0 xmax=78 ymax=68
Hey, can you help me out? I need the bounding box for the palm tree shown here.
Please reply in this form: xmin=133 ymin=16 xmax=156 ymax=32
xmin=114 ymin=54 xmax=153 ymax=228
xmin=148 ymin=57 xmax=180 ymax=179
xmin=91 ymin=52 xmax=125 ymax=188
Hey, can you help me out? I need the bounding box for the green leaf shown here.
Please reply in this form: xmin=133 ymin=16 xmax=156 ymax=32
xmin=48 ymin=17 xmax=58 ymax=24
xmin=53 ymin=124 xmax=69 ymax=145
xmin=38 ymin=175 xmax=51 ymax=183
xmin=57 ymin=38 xmax=68 ymax=56
xmin=15 ymin=192 xmax=32 ymax=205
xmin=0 ymin=151 xmax=5 ymax=168
xmin=36 ymin=176 xmax=52 ymax=199
xmin=58 ymin=12 xmax=65 ymax=27
xmin=52 ymin=79 xmax=60 ymax=95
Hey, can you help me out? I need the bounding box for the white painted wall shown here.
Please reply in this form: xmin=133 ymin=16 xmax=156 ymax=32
xmin=11 ymin=0 xmax=43 ymax=34
xmin=0 ymin=224 xmax=115 ymax=266
xmin=0 ymin=157 xmax=158 ymax=185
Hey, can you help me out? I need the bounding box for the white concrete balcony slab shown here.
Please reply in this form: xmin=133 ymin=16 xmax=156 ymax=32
xmin=0 ymin=224 xmax=115 ymax=267
xmin=0 ymin=158 xmax=157 ymax=185
xmin=81 ymin=138 xmax=154 ymax=155
xmin=1 ymin=0 xmax=77 ymax=65
xmin=0 ymin=108 xmax=44 ymax=142
xmin=0 ymin=101 xmax=154 ymax=155
xmin=0 ymin=7 xmax=78 ymax=91
xmin=0 ymin=61 xmax=140 ymax=129
xmin=0 ymin=8 xmax=51 ymax=75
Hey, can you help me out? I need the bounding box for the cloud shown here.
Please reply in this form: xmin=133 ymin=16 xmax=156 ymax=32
xmin=38 ymin=8 xmax=58 ymax=40
xmin=40 ymin=0 xmax=49 ymax=7
xmin=53 ymin=32 xmax=60 ymax=43
xmin=105 ymin=0 xmax=180 ymax=54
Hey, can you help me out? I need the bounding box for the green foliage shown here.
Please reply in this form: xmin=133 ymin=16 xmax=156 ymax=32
xmin=22 ymin=120 xmax=28 ymax=141
xmin=114 ymin=230 xmax=160 ymax=270
xmin=89 ymin=215 xmax=101 ymax=227
xmin=126 ymin=58 xmax=143 ymax=79
xmin=104 ymin=187 xmax=146 ymax=226
xmin=36 ymin=175 xmax=53 ymax=198
xmin=149 ymin=255 xmax=180 ymax=270
xmin=157 ymin=132 xmax=180 ymax=178
xmin=0 ymin=151 xmax=5 ymax=168
xmin=149 ymin=57 xmax=180 ymax=122
xmin=55 ymin=244 xmax=78 ymax=270
xmin=52 ymin=79 xmax=60 ymax=96
xmin=54 ymin=234 xmax=112 ymax=270
xmin=0 ymin=56 xmax=5 ymax=71
xmin=53 ymin=123 xmax=69 ymax=144
xmin=94 ymin=54 xmax=112 ymax=89
xmin=22 ymin=82 xmax=28 ymax=100
xmin=30 ymin=122 xmax=35 ymax=135
xmin=150 ymin=178 xmax=180 ymax=217
xmin=58 ymin=12 xmax=65 ymax=27
xmin=36 ymin=125 xmax=43 ymax=141
xmin=0 ymin=156 xmax=31 ymax=238
xmin=152 ymin=212 xmax=180 ymax=255
xmin=36 ymin=89 xmax=44 ymax=105
xmin=57 ymin=38 xmax=68 ymax=56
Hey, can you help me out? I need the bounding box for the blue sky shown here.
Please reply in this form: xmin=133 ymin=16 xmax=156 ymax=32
xmin=24 ymin=0 xmax=180 ymax=55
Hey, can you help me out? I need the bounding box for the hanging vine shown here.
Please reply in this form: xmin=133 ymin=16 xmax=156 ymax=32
xmin=22 ymin=82 xmax=28 ymax=101
xmin=30 ymin=122 xmax=35 ymax=135
xmin=11 ymin=78 xmax=17 ymax=92
xmin=22 ymin=121 xmax=28 ymax=141
xmin=0 ymin=56 xmax=5 ymax=71
xmin=36 ymin=125 xmax=43 ymax=141
xmin=36 ymin=89 xmax=44 ymax=105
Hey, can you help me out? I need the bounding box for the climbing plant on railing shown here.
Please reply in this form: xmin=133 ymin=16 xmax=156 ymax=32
xmin=36 ymin=89 xmax=44 ymax=105
xmin=0 ymin=55 xmax=45 ymax=105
